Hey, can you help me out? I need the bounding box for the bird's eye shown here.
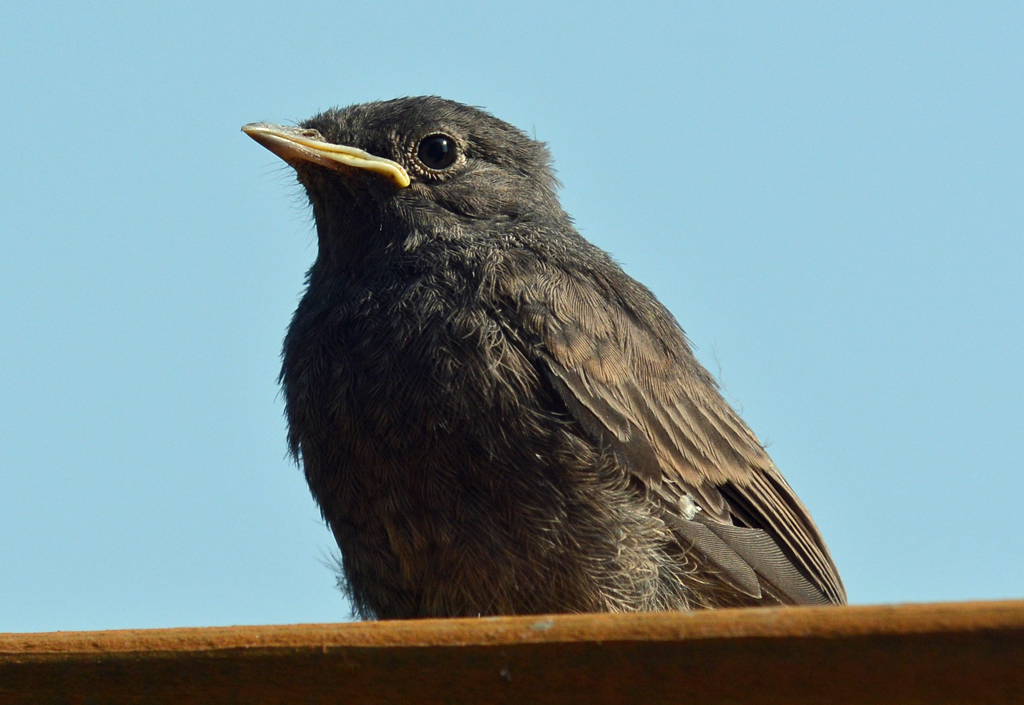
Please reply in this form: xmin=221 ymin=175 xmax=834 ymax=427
xmin=417 ymin=134 xmax=458 ymax=171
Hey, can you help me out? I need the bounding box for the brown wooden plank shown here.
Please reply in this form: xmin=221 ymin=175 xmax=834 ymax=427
xmin=2 ymin=600 xmax=1023 ymax=704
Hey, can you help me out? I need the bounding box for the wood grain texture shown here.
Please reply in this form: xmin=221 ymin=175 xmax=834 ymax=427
xmin=2 ymin=600 xmax=1023 ymax=704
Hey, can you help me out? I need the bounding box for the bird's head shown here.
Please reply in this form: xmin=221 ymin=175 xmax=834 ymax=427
xmin=244 ymin=96 xmax=564 ymax=270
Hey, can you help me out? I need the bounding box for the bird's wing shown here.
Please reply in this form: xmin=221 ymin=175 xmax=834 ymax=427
xmin=508 ymin=262 xmax=846 ymax=605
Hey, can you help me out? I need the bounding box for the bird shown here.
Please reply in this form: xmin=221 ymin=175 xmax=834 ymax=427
xmin=243 ymin=96 xmax=846 ymax=620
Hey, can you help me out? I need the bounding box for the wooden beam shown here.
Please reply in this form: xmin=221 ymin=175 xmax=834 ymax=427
xmin=2 ymin=600 xmax=1023 ymax=704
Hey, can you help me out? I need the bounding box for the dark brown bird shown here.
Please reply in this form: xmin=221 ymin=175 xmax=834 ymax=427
xmin=243 ymin=97 xmax=846 ymax=619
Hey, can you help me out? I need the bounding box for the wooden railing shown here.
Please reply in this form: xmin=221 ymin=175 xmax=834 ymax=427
xmin=2 ymin=600 xmax=1023 ymax=703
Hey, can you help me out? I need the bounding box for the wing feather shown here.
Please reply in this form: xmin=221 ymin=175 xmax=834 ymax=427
xmin=511 ymin=263 xmax=846 ymax=605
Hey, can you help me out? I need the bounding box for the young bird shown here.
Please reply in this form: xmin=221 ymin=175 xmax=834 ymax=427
xmin=244 ymin=97 xmax=846 ymax=619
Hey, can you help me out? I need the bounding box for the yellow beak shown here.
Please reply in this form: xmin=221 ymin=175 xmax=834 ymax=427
xmin=243 ymin=123 xmax=411 ymax=188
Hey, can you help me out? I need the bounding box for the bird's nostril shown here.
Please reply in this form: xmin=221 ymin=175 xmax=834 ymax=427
xmin=300 ymin=129 xmax=323 ymax=140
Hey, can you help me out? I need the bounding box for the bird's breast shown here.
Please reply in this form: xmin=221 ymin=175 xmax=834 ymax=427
xmin=282 ymin=268 xmax=546 ymax=486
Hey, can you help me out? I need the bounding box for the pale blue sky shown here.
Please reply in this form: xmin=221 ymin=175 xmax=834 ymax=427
xmin=2 ymin=2 xmax=1021 ymax=632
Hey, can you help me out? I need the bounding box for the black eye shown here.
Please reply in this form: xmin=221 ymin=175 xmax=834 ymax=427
xmin=417 ymin=134 xmax=458 ymax=171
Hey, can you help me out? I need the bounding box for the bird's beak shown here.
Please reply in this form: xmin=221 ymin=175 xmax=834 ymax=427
xmin=242 ymin=123 xmax=411 ymax=188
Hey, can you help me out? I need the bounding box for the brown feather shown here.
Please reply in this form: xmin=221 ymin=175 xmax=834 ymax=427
xmin=508 ymin=260 xmax=847 ymax=606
